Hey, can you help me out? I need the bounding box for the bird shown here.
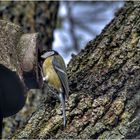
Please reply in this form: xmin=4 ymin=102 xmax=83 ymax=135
xmin=40 ymin=50 xmax=69 ymax=127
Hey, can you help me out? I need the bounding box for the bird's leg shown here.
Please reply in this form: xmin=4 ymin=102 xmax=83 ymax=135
xmin=48 ymin=86 xmax=56 ymax=96
xmin=43 ymin=80 xmax=58 ymax=98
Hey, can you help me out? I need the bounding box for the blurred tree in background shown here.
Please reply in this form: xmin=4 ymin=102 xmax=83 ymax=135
xmin=0 ymin=1 xmax=124 ymax=63
xmin=0 ymin=1 xmax=59 ymax=51
xmin=54 ymin=1 xmax=124 ymax=63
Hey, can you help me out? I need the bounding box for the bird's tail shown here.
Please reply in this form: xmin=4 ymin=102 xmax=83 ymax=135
xmin=59 ymin=92 xmax=66 ymax=127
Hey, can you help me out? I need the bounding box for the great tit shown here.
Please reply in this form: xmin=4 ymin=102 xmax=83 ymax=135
xmin=40 ymin=50 xmax=69 ymax=127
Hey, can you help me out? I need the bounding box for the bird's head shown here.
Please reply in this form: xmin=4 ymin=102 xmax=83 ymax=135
xmin=41 ymin=50 xmax=59 ymax=59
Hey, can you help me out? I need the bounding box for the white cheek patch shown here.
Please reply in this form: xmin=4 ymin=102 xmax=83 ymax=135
xmin=41 ymin=51 xmax=55 ymax=59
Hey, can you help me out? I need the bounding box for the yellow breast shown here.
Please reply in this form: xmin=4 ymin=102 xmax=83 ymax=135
xmin=42 ymin=56 xmax=62 ymax=91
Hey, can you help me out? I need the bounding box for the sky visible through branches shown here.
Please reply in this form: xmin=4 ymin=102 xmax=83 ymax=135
xmin=53 ymin=1 xmax=124 ymax=64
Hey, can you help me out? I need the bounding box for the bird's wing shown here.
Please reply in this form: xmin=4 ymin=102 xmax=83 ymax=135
xmin=52 ymin=55 xmax=69 ymax=99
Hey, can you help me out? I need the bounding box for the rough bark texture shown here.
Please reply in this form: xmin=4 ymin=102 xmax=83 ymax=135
xmin=0 ymin=20 xmax=41 ymax=89
xmin=0 ymin=20 xmax=22 ymax=72
xmin=7 ymin=1 xmax=140 ymax=139
xmin=0 ymin=2 xmax=59 ymax=139
xmin=0 ymin=20 xmax=42 ymax=138
xmin=0 ymin=1 xmax=59 ymax=51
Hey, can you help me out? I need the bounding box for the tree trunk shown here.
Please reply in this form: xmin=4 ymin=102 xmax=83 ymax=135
xmin=0 ymin=2 xmax=59 ymax=138
xmin=4 ymin=1 xmax=140 ymax=139
xmin=0 ymin=1 xmax=59 ymax=51
xmin=0 ymin=20 xmax=43 ymax=138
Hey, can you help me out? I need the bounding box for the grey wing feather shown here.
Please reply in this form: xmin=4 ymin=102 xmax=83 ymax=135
xmin=52 ymin=56 xmax=69 ymax=99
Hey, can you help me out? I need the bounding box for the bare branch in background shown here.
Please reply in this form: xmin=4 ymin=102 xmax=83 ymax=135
xmin=56 ymin=1 xmax=124 ymax=60
xmin=65 ymin=2 xmax=80 ymax=52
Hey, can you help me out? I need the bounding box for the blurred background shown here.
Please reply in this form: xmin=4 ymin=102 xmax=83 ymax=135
xmin=0 ymin=1 xmax=124 ymax=64
xmin=53 ymin=1 xmax=124 ymax=64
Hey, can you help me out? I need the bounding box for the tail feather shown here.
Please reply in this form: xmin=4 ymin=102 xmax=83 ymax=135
xmin=59 ymin=92 xmax=66 ymax=127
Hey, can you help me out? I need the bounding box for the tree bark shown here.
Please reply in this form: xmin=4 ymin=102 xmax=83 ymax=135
xmin=3 ymin=1 xmax=140 ymax=139
xmin=0 ymin=2 xmax=59 ymax=139
xmin=0 ymin=20 xmax=42 ymax=138
xmin=0 ymin=20 xmax=41 ymax=89
xmin=0 ymin=1 xmax=59 ymax=51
